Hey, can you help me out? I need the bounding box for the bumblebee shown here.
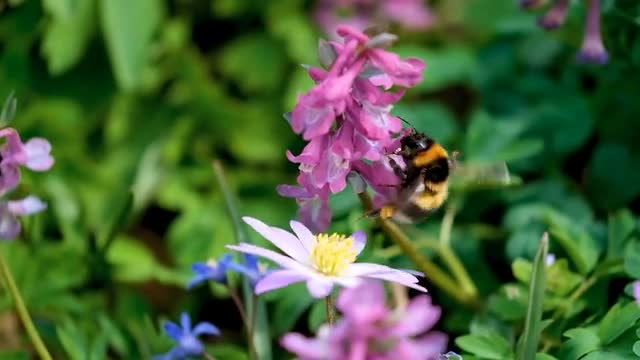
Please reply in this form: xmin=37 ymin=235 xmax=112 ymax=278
xmin=377 ymin=130 xmax=456 ymax=224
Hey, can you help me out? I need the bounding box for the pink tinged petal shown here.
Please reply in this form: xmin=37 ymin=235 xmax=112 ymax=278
xmin=633 ymin=281 xmax=640 ymax=304
xmin=336 ymin=25 xmax=370 ymax=43
xmin=383 ymin=0 xmax=435 ymax=30
xmin=414 ymin=332 xmax=449 ymax=356
xmin=281 ymin=332 xmax=329 ymax=360
xmin=390 ymin=295 xmax=441 ymax=336
xmin=345 ymin=263 xmax=428 ymax=292
xmin=365 ymin=272 xmax=428 ymax=293
xmin=308 ymin=66 xmax=329 ymax=82
xmin=367 ymin=50 xmax=425 ymax=88
xmin=226 ymin=243 xmax=313 ymax=275
xmin=337 ymin=281 xmax=388 ymax=323
xmin=0 ymin=165 xmax=20 ymax=195
xmin=538 ymin=0 xmax=569 ymax=30
xmin=0 ymin=206 xmax=20 ymax=240
xmin=306 ymin=278 xmax=334 ymax=298
xmin=0 ymin=128 xmax=26 ymax=164
xmin=277 ymin=184 xmax=311 ymax=199
xmin=351 ymin=230 xmax=366 ymax=255
xmin=291 ymin=93 xmax=335 ymax=140
xmin=299 ymin=196 xmax=332 ymax=233
xmin=8 ymin=196 xmax=47 ymax=216
xmin=576 ymin=0 xmax=608 ymax=65
xmin=289 ymin=220 xmax=316 ymax=254
xmin=23 ymin=138 xmax=54 ymax=171
xmin=242 ymin=217 xmax=310 ymax=264
xmin=349 ymin=339 xmax=367 ymax=360
xmin=287 ymin=136 xmax=328 ymax=165
xmin=255 ymin=269 xmax=309 ymax=294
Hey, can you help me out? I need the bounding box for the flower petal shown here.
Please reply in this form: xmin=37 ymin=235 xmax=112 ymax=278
xmin=0 ymin=206 xmax=20 ymax=240
xmin=192 ymin=322 xmax=220 ymax=336
xmin=306 ymin=278 xmax=334 ymax=298
xmin=180 ymin=312 xmax=192 ymax=332
xmin=255 ymin=269 xmax=309 ymax=294
xmin=390 ymin=295 xmax=441 ymax=336
xmin=364 ymin=271 xmax=428 ymax=293
xmin=281 ymin=332 xmax=330 ymax=360
xmin=226 ymin=243 xmax=315 ymax=276
xmin=242 ymin=217 xmax=310 ymax=264
xmin=289 ymin=220 xmax=316 ymax=254
xmin=7 ymin=196 xmax=47 ymax=216
xmin=163 ymin=321 xmax=182 ymax=341
xmin=23 ymin=138 xmax=54 ymax=171
xmin=634 ymin=281 xmax=640 ymax=304
xmin=351 ymin=230 xmax=366 ymax=255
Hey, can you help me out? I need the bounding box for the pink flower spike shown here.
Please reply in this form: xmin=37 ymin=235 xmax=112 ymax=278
xmin=538 ymin=0 xmax=570 ymax=30
xmin=227 ymin=217 xmax=425 ymax=298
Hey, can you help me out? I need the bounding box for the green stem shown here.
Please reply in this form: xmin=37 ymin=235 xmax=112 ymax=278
xmin=325 ymin=295 xmax=335 ymax=325
xmin=227 ymin=287 xmax=257 ymax=360
xmin=0 ymin=252 xmax=53 ymax=360
xmin=358 ymin=193 xmax=481 ymax=309
xmin=438 ymin=205 xmax=478 ymax=298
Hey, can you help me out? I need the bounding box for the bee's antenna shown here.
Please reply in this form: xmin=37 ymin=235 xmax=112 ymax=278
xmin=397 ymin=116 xmax=416 ymax=129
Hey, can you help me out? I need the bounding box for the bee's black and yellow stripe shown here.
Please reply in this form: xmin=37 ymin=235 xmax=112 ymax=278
xmin=380 ymin=139 xmax=451 ymax=223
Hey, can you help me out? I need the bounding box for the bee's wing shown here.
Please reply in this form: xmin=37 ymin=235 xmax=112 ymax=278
xmin=450 ymin=161 xmax=519 ymax=191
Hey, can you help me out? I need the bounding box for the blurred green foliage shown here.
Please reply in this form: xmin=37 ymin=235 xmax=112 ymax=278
xmin=0 ymin=0 xmax=640 ymax=358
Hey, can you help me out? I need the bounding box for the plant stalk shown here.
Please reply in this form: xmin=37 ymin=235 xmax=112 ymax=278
xmin=325 ymin=295 xmax=336 ymax=325
xmin=358 ymin=193 xmax=480 ymax=309
xmin=438 ymin=205 xmax=478 ymax=298
xmin=0 ymin=252 xmax=53 ymax=360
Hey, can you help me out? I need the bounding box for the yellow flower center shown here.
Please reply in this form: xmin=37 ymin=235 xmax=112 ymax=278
xmin=311 ymin=233 xmax=357 ymax=276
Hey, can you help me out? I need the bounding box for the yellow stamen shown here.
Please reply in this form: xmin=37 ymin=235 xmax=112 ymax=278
xmin=311 ymin=233 xmax=358 ymax=276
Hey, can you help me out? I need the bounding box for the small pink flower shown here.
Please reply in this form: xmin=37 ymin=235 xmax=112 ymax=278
xmin=281 ymin=281 xmax=449 ymax=360
xmin=633 ymin=281 xmax=640 ymax=305
xmin=0 ymin=195 xmax=47 ymax=240
xmin=0 ymin=128 xmax=54 ymax=195
xmin=383 ymin=0 xmax=436 ymax=30
xmin=538 ymin=0 xmax=570 ymax=29
xmin=576 ymin=0 xmax=608 ymax=65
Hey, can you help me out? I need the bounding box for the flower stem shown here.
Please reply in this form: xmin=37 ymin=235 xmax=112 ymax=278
xmin=227 ymin=287 xmax=257 ymax=360
xmin=358 ymin=193 xmax=481 ymax=309
xmin=0 ymin=252 xmax=53 ymax=360
xmin=325 ymin=295 xmax=336 ymax=325
xmin=438 ymin=205 xmax=478 ymax=298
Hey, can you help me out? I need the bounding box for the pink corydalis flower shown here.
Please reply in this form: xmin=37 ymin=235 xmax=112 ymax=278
xmin=226 ymin=217 xmax=426 ymax=298
xmin=281 ymin=281 xmax=448 ymax=360
xmin=576 ymin=0 xmax=608 ymax=65
xmin=0 ymin=128 xmax=54 ymax=195
xmin=279 ymin=26 xmax=424 ymax=231
xmin=524 ymin=0 xmax=609 ymax=65
xmin=0 ymin=195 xmax=47 ymax=240
xmin=314 ymin=0 xmax=435 ymax=38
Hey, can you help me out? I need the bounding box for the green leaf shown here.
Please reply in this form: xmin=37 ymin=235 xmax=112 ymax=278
xmin=545 ymin=210 xmax=600 ymax=275
xmin=598 ymin=302 xmax=640 ymax=345
xmin=587 ymin=144 xmax=640 ymax=210
xmin=107 ymin=235 xmax=159 ymax=283
xmin=100 ymin=0 xmax=163 ymax=90
xmin=558 ymin=327 xmax=601 ymax=360
xmin=535 ymin=354 xmax=558 ymax=360
xmin=394 ymin=45 xmax=476 ymax=91
xmin=608 ymin=209 xmax=636 ymax=260
xmin=42 ymin=0 xmax=96 ymax=75
xmin=207 ymin=344 xmax=250 ymax=360
xmin=623 ymin=243 xmax=640 ymax=278
xmin=516 ymin=233 xmax=549 ymax=360
xmin=455 ymin=333 xmax=513 ymax=360
xmin=218 ymin=34 xmax=287 ymax=94
xmin=271 ymin=283 xmax=315 ymax=336
xmin=393 ymin=102 xmax=460 ymax=146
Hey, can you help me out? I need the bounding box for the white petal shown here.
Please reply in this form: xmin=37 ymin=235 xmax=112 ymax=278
xmin=306 ymin=278 xmax=334 ymax=298
xmin=226 ymin=243 xmax=315 ymax=276
xmin=7 ymin=196 xmax=46 ymax=215
xmin=351 ymin=230 xmax=366 ymax=255
xmin=255 ymin=269 xmax=309 ymax=294
xmin=345 ymin=263 xmax=418 ymax=282
xmin=289 ymin=220 xmax=315 ymax=254
xmin=243 ymin=217 xmax=310 ymax=264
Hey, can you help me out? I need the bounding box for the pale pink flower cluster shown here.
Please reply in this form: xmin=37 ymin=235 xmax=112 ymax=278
xmin=281 ymin=281 xmax=448 ymax=360
xmin=314 ymin=0 xmax=435 ymax=37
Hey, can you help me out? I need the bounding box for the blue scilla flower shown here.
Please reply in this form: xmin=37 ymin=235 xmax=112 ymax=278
xmin=187 ymin=253 xmax=234 ymax=289
xmin=227 ymin=254 xmax=268 ymax=287
xmin=154 ymin=312 xmax=220 ymax=360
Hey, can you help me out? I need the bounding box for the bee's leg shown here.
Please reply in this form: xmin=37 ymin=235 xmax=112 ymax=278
xmin=380 ymin=205 xmax=396 ymax=219
xmin=388 ymin=157 xmax=406 ymax=180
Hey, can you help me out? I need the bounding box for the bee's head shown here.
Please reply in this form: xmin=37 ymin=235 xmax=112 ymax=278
xmin=400 ymin=131 xmax=433 ymax=157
